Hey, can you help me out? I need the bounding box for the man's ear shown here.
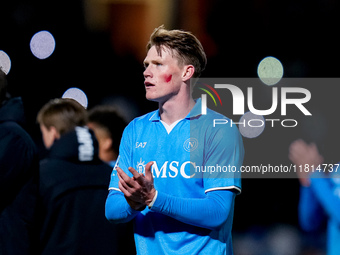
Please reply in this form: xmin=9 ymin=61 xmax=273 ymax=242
xmin=51 ymin=126 xmax=61 ymax=140
xmin=102 ymin=138 xmax=113 ymax=152
xmin=182 ymin=65 xmax=195 ymax=82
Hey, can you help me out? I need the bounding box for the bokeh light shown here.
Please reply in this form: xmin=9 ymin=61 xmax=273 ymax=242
xmin=30 ymin=30 xmax=56 ymax=59
xmin=238 ymin=111 xmax=265 ymax=138
xmin=0 ymin=50 xmax=11 ymax=74
xmin=257 ymin=56 xmax=284 ymax=86
xmin=62 ymin=87 xmax=88 ymax=109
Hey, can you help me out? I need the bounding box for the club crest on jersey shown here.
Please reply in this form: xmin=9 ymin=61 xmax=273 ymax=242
xmin=136 ymin=158 xmax=146 ymax=174
xmin=183 ymin=138 xmax=198 ymax=152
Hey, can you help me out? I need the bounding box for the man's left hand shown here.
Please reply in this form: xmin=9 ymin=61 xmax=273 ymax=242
xmin=117 ymin=161 xmax=156 ymax=210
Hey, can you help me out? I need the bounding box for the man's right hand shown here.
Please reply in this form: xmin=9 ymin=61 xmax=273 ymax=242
xmin=289 ymin=139 xmax=324 ymax=187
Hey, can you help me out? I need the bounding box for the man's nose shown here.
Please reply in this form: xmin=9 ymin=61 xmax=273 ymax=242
xmin=143 ymin=66 xmax=152 ymax=78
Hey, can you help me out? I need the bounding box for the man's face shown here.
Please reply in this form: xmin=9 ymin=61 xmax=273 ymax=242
xmin=87 ymin=122 xmax=111 ymax=163
xmin=143 ymin=46 xmax=185 ymax=103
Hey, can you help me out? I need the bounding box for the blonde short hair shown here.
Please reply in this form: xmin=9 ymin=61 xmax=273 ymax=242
xmin=146 ymin=25 xmax=207 ymax=78
xmin=37 ymin=98 xmax=87 ymax=135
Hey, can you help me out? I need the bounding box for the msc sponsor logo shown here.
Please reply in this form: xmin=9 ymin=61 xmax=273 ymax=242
xmin=136 ymin=158 xmax=146 ymax=174
xmin=137 ymin=159 xmax=196 ymax=178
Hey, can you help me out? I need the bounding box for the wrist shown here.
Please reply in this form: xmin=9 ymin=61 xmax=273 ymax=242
xmin=125 ymin=197 xmax=146 ymax=211
xmin=299 ymin=178 xmax=311 ymax=187
xmin=134 ymin=204 xmax=146 ymax=211
xmin=147 ymin=189 xmax=158 ymax=208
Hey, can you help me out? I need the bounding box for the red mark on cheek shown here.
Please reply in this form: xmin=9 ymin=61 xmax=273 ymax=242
xmin=164 ymin=74 xmax=172 ymax=83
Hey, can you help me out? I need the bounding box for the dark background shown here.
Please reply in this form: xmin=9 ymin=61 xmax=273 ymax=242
xmin=1 ymin=0 xmax=339 ymax=253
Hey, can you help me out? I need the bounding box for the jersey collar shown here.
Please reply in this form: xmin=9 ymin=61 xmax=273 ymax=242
xmin=149 ymin=110 xmax=161 ymax=122
xmin=186 ymin=98 xmax=202 ymax=119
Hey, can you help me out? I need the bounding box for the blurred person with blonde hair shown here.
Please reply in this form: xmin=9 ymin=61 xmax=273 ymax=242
xmin=35 ymin=98 xmax=135 ymax=255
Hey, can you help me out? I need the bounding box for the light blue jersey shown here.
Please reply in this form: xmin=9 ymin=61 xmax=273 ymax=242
xmin=299 ymin=171 xmax=340 ymax=255
xmin=108 ymin=99 xmax=244 ymax=254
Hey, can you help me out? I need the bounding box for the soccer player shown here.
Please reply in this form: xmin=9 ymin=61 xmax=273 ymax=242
xmin=289 ymin=139 xmax=340 ymax=255
xmin=105 ymin=25 xmax=244 ymax=255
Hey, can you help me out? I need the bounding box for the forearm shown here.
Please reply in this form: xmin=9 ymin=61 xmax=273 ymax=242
xmin=105 ymin=190 xmax=140 ymax=223
xmin=298 ymin=186 xmax=325 ymax=231
xmin=310 ymin=173 xmax=340 ymax=224
xmin=150 ymin=190 xmax=235 ymax=231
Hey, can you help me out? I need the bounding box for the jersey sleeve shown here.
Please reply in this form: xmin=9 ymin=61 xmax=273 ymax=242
xmin=150 ymin=189 xmax=235 ymax=230
xmin=202 ymin=123 xmax=244 ymax=194
xmin=298 ymin=185 xmax=326 ymax=232
xmin=108 ymin=122 xmax=134 ymax=190
xmin=105 ymin=189 xmax=140 ymax=223
xmin=308 ymin=172 xmax=340 ymax=225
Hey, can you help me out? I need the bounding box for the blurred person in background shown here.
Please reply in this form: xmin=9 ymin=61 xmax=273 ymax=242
xmin=0 ymin=68 xmax=39 ymax=254
xmin=289 ymin=139 xmax=339 ymax=255
xmin=87 ymin=104 xmax=127 ymax=168
xmin=87 ymin=104 xmax=135 ymax=251
xmin=34 ymin=98 xmax=135 ymax=255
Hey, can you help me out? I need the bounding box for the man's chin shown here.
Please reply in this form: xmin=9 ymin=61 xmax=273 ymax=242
xmin=145 ymin=94 xmax=158 ymax=102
